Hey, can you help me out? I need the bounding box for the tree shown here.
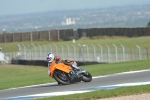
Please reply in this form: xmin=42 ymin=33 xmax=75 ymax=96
xmin=147 ymin=21 xmax=150 ymax=27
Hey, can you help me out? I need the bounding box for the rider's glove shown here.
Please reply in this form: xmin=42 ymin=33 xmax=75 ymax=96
xmin=65 ymin=59 xmax=70 ymax=63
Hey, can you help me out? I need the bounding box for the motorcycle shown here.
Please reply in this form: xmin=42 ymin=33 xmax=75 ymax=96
xmin=49 ymin=60 xmax=92 ymax=85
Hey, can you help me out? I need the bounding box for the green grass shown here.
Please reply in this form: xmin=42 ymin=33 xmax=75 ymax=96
xmin=84 ymin=60 xmax=150 ymax=76
xmin=0 ymin=36 xmax=150 ymax=52
xmin=0 ymin=65 xmax=55 ymax=90
xmin=0 ymin=36 xmax=150 ymax=99
xmin=38 ymin=84 xmax=150 ymax=100
xmin=0 ymin=60 xmax=150 ymax=90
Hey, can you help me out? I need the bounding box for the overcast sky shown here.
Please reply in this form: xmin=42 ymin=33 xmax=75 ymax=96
xmin=0 ymin=0 xmax=150 ymax=16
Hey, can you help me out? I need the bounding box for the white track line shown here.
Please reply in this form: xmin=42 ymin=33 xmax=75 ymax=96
xmin=2 ymin=69 xmax=150 ymax=91
xmin=4 ymin=81 xmax=150 ymax=100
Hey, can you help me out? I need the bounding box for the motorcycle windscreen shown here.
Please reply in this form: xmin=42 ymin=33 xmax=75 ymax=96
xmin=56 ymin=63 xmax=72 ymax=73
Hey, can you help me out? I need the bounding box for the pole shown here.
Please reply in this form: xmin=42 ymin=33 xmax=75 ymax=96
xmin=71 ymin=44 xmax=76 ymax=60
xmin=31 ymin=44 xmax=36 ymax=60
xmin=106 ymin=44 xmax=110 ymax=62
xmin=49 ymin=45 xmax=52 ymax=53
xmin=98 ymin=44 xmax=103 ymax=62
xmin=53 ymin=44 xmax=58 ymax=55
xmin=22 ymin=44 xmax=26 ymax=59
xmin=120 ymin=44 xmax=125 ymax=61
xmin=91 ymin=44 xmax=96 ymax=61
xmin=113 ymin=44 xmax=118 ymax=62
xmin=83 ymin=44 xmax=89 ymax=61
xmin=27 ymin=44 xmax=32 ymax=60
xmin=78 ymin=44 xmax=84 ymax=61
xmin=43 ymin=44 xmax=47 ymax=55
xmin=38 ymin=44 xmax=42 ymax=60
xmin=136 ymin=45 xmax=141 ymax=60
xmin=60 ymin=45 xmax=64 ymax=58
xmin=65 ymin=44 xmax=70 ymax=58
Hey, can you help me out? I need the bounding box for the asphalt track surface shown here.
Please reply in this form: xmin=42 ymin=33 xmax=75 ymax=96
xmin=0 ymin=69 xmax=150 ymax=99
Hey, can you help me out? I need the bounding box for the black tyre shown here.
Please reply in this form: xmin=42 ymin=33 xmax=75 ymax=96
xmin=81 ymin=71 xmax=92 ymax=82
xmin=53 ymin=69 xmax=71 ymax=85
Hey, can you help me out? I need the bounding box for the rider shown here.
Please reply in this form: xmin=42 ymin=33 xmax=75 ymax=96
xmin=46 ymin=52 xmax=74 ymax=66
xmin=46 ymin=52 xmax=72 ymax=74
xmin=46 ymin=52 xmax=73 ymax=85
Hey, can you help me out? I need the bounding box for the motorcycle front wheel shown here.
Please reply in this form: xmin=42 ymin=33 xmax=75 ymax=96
xmin=53 ymin=69 xmax=71 ymax=85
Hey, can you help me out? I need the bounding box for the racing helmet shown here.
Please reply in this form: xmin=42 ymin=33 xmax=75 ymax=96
xmin=46 ymin=52 xmax=54 ymax=62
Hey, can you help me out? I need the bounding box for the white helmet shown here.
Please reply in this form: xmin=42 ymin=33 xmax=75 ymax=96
xmin=46 ymin=52 xmax=54 ymax=62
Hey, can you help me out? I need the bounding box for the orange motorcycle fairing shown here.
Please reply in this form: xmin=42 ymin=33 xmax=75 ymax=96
xmin=49 ymin=61 xmax=72 ymax=78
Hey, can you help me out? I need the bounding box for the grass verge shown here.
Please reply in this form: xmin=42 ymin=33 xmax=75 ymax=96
xmin=0 ymin=60 xmax=150 ymax=90
xmin=37 ymin=84 xmax=150 ymax=100
xmin=0 ymin=36 xmax=150 ymax=52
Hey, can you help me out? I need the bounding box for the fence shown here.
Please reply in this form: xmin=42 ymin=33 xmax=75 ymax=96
xmin=4 ymin=44 xmax=150 ymax=63
xmin=1 ymin=27 xmax=150 ymax=43
xmin=0 ymin=29 xmax=74 ymax=43
xmin=78 ymin=27 xmax=150 ymax=38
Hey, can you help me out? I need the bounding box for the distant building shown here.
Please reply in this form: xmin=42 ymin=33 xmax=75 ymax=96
xmin=62 ymin=18 xmax=75 ymax=25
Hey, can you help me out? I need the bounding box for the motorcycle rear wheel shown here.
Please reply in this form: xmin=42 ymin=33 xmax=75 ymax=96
xmin=53 ymin=69 xmax=71 ymax=85
xmin=81 ymin=71 xmax=92 ymax=82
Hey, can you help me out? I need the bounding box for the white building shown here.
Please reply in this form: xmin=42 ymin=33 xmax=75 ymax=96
xmin=62 ymin=18 xmax=75 ymax=25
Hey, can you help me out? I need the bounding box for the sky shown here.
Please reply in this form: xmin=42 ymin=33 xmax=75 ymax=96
xmin=0 ymin=0 xmax=150 ymax=16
